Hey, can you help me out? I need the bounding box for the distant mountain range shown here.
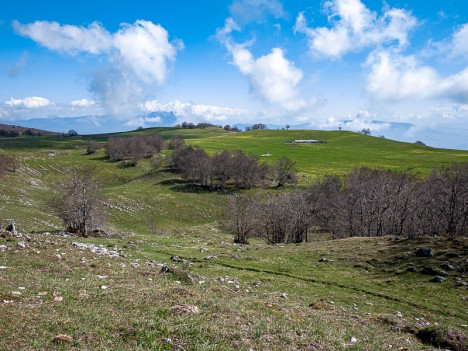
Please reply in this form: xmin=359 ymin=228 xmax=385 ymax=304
xmin=1 ymin=114 xmax=466 ymax=150
xmin=2 ymin=111 xmax=177 ymax=135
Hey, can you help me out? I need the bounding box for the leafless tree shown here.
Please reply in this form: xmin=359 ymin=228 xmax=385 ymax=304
xmin=275 ymin=156 xmax=297 ymax=187
xmin=224 ymin=194 xmax=258 ymax=244
xmin=51 ymin=168 xmax=105 ymax=236
xmin=167 ymin=136 xmax=185 ymax=150
xmin=0 ymin=155 xmax=17 ymax=178
xmin=86 ymin=140 xmax=100 ymax=155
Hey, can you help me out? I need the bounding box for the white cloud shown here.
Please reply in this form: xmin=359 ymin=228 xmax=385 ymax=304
xmin=113 ymin=20 xmax=182 ymax=85
xmin=13 ymin=19 xmax=183 ymax=116
xmin=294 ymin=0 xmax=417 ymax=59
xmin=13 ymin=20 xmax=112 ymax=55
xmin=5 ymin=96 xmax=51 ymax=109
xmin=450 ymin=23 xmax=468 ymax=59
xmin=71 ymin=98 xmax=96 ymax=107
xmin=365 ymin=49 xmax=468 ymax=102
xmin=216 ymin=18 xmax=309 ymax=111
xmin=229 ymin=0 xmax=286 ymax=24
xmin=139 ymin=100 xmax=246 ymax=123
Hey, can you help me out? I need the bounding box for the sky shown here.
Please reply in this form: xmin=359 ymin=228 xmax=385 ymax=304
xmin=1 ymin=0 xmax=468 ymax=149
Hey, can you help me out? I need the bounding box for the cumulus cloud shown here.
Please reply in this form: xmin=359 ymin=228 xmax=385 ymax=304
xmin=229 ymin=0 xmax=286 ymax=24
xmin=365 ymin=49 xmax=468 ymax=102
xmin=13 ymin=20 xmax=112 ymax=55
xmin=140 ymin=100 xmax=246 ymax=123
xmin=113 ymin=20 xmax=181 ymax=84
xmin=13 ymin=19 xmax=183 ymax=116
xmin=294 ymin=0 xmax=417 ymax=59
xmin=216 ymin=18 xmax=309 ymax=111
xmin=5 ymin=96 xmax=51 ymax=109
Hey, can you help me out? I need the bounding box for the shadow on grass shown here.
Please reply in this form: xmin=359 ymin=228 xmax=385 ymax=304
xmin=169 ymin=183 xmax=217 ymax=194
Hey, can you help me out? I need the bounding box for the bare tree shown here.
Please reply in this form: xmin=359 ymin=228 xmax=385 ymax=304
xmin=86 ymin=140 xmax=100 ymax=155
xmin=51 ymin=168 xmax=105 ymax=236
xmin=0 ymin=155 xmax=17 ymax=178
xmin=275 ymin=156 xmax=297 ymax=187
xmin=224 ymin=194 xmax=258 ymax=244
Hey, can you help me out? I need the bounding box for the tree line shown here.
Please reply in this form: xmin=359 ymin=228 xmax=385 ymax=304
xmin=225 ymin=164 xmax=468 ymax=244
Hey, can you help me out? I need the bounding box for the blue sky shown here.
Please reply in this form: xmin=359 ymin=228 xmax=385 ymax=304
xmin=1 ymin=0 xmax=468 ymax=149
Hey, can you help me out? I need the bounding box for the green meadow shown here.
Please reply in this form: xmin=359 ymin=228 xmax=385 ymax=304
xmin=0 ymin=127 xmax=467 ymax=350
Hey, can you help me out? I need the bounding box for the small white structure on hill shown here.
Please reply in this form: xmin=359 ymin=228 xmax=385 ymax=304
xmin=293 ymin=139 xmax=321 ymax=144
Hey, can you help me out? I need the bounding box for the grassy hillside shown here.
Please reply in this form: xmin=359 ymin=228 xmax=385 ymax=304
xmin=0 ymin=127 xmax=467 ymax=350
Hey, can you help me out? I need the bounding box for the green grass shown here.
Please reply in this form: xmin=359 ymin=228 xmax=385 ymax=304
xmin=0 ymin=127 xmax=467 ymax=350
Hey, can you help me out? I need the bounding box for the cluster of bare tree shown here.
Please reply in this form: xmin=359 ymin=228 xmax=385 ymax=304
xmin=225 ymin=164 xmax=467 ymax=244
xmin=225 ymin=192 xmax=309 ymax=244
xmin=171 ymin=146 xmax=296 ymax=190
xmin=0 ymin=155 xmax=17 ymax=178
xmin=171 ymin=147 xmax=268 ymax=189
xmin=107 ymin=135 xmax=165 ymax=165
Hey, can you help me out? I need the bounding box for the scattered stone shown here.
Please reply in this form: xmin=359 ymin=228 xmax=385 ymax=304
xmin=0 ymin=245 xmax=8 ymax=251
xmin=281 ymin=292 xmax=288 ymax=299
xmin=204 ymin=255 xmax=216 ymax=260
xmin=415 ymin=248 xmax=433 ymax=257
xmin=199 ymin=247 xmax=208 ymax=252
xmin=318 ymin=257 xmax=328 ymax=262
xmin=130 ymin=262 xmax=140 ymax=269
xmin=160 ymin=266 xmax=171 ymax=273
xmin=350 ymin=337 xmax=357 ymax=343
xmin=17 ymin=241 xmax=27 ymax=248
xmin=53 ymin=334 xmax=73 ymax=343
xmin=432 ymin=275 xmax=445 ymax=283
xmin=54 ymin=296 xmax=63 ymax=302
xmin=71 ymin=241 xmax=122 ymax=258
xmin=11 ymin=291 xmax=21 ymax=296
xmin=5 ymin=223 xmax=18 ymax=236
xmin=0 ymin=266 xmax=8 ymax=269
xmin=169 ymin=304 xmax=200 ymax=314
xmin=96 ymin=275 xmax=108 ymax=279
xmin=395 ymin=311 xmax=403 ymax=318
xmin=100 ymin=285 xmax=108 ymax=290
xmin=440 ymin=263 xmax=456 ymax=271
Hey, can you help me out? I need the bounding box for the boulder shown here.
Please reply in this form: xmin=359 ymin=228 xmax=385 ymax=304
xmin=415 ymin=248 xmax=433 ymax=257
xmin=432 ymin=275 xmax=445 ymax=283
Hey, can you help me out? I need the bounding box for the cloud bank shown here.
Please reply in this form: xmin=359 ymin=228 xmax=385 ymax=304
xmin=140 ymin=100 xmax=246 ymax=123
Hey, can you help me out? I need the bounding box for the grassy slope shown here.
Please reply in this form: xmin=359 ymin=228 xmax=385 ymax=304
xmin=0 ymin=128 xmax=467 ymax=350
